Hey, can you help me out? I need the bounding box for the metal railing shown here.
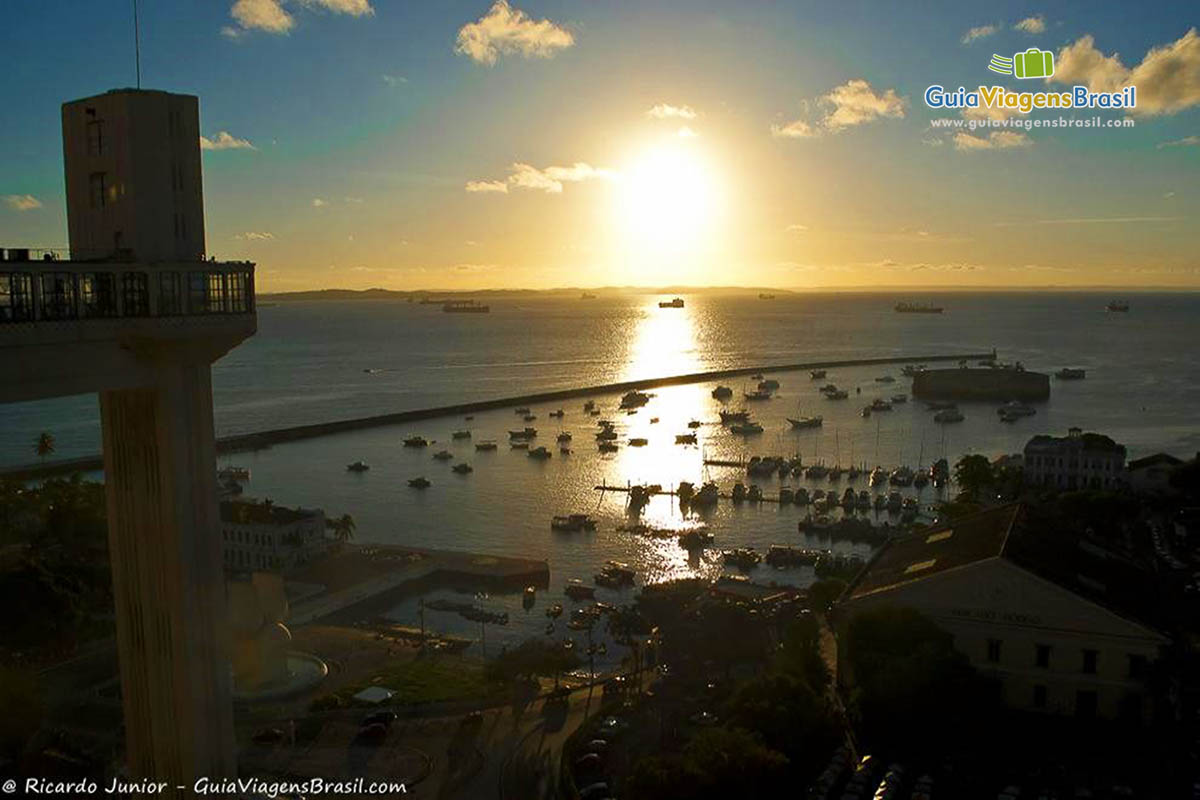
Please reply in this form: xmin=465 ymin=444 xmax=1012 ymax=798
xmin=0 ymin=259 xmax=255 ymax=324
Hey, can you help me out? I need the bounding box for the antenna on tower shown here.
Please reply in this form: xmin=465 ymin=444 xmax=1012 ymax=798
xmin=132 ymin=0 xmax=142 ymax=89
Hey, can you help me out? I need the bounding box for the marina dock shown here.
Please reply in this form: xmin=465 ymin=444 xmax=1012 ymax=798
xmin=7 ymin=350 xmax=994 ymax=479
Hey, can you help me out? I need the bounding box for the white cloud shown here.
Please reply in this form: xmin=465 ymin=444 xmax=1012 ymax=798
xmin=822 ymin=79 xmax=905 ymax=131
xmin=786 ymin=224 xmax=808 ymax=232
xmin=381 ymin=74 xmax=407 ymax=87
xmin=224 ymin=0 xmax=372 ymax=37
xmin=1014 ymin=16 xmax=1046 ymax=34
xmin=647 ymin=103 xmax=697 ymax=120
xmin=467 ymin=162 xmax=614 ymax=195
xmin=233 ymin=231 xmax=275 ymax=240
xmin=465 ymin=180 xmax=509 ymax=193
xmin=1158 ymin=135 xmax=1199 ymax=148
xmin=311 ymin=198 xmax=328 ymax=207
xmin=2 ymin=194 xmax=42 ymax=212
xmin=200 ymin=131 xmax=256 ymax=150
xmin=961 ymin=24 xmax=999 ymax=44
xmin=455 ymin=0 xmax=574 ymax=65
xmin=775 ymin=80 xmax=905 ymax=138
xmin=1051 ymin=29 xmax=1200 ymax=115
xmin=771 ymin=118 xmax=818 ymax=139
xmin=676 ymin=126 xmax=699 ymax=138
xmin=952 ymin=131 xmax=1032 ymax=151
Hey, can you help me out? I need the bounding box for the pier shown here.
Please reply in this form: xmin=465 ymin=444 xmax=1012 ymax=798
xmin=6 ymin=349 xmax=993 ymax=479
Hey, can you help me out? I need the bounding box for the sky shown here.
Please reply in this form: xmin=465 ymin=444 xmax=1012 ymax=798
xmin=1 ymin=0 xmax=1198 ymax=291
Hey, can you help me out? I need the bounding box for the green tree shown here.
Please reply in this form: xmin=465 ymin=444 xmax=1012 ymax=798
xmin=953 ymin=454 xmax=994 ymax=501
xmin=33 ymin=431 xmax=55 ymax=461
xmin=327 ymin=513 xmax=356 ymax=545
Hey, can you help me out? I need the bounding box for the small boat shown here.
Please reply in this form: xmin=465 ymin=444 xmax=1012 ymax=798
xmin=675 ymin=433 xmax=698 ymax=444
xmin=451 ymin=463 xmax=473 ymax=474
xmin=889 ymin=466 xmax=915 ymax=486
xmin=628 ymin=437 xmax=648 ymax=447
xmin=217 ymin=466 xmax=251 ymax=481
xmin=730 ymin=421 xmax=764 ymax=435
xmin=407 ymin=476 xmax=431 ymax=489
xmin=596 ymin=428 xmax=618 ymax=441
xmin=778 ymin=486 xmax=794 ymax=504
xmin=793 ymin=487 xmax=810 ymax=505
xmin=719 ymin=409 xmax=750 ymax=424
xmin=1106 ymin=300 xmax=1130 ymax=312
xmin=711 ymin=385 xmax=733 ymax=400
xmin=856 ymin=490 xmax=871 ymax=510
xmin=824 ymin=388 xmax=849 ymax=400
xmin=551 ymin=514 xmax=598 ymax=532
xmin=620 ymin=390 xmax=651 ymax=409
xmin=747 ymin=484 xmax=763 ymax=502
xmin=870 ymin=398 xmax=893 ymax=412
xmin=934 ymin=408 xmax=965 ymax=423
xmin=515 ymin=407 xmax=531 ymax=415
xmin=464 ymin=415 xmax=475 ymax=421
xmin=346 ymin=461 xmax=369 ymax=472
xmin=549 ymin=409 xmax=565 ymax=418
xmin=452 ymin=430 xmax=472 ymax=439
xmin=687 ymin=419 xmax=701 ymax=429
xmin=510 ymin=441 xmax=529 ymax=450
xmin=1055 ymin=367 xmax=1086 ymax=380
xmin=997 ymin=401 xmax=1037 ymax=418
xmin=442 ymin=300 xmax=489 ymax=313
xmin=523 ymin=586 xmax=536 ymax=609
xmin=869 ymin=466 xmax=888 ymax=487
xmin=913 ymin=471 xmax=929 ymax=489
xmin=559 ymin=446 xmax=571 ymax=455
xmin=887 ymin=491 xmax=902 ymax=512
xmin=509 ymin=427 xmax=538 ymax=439
xmin=583 ymin=400 xmax=596 ymax=412
xmin=758 ymin=293 xmax=775 ymax=300
xmin=594 ymin=561 xmax=636 ymax=588
xmin=805 ymin=464 xmax=829 ymax=480
xmin=403 ymin=436 xmax=428 ymax=447
xmin=475 ymin=440 xmax=498 ymax=451
xmin=523 ymin=413 xmax=537 ymax=422
xmin=528 ymin=446 xmax=552 ymax=459
xmin=589 ymin=409 xmax=602 ymax=416
xmin=758 ymin=378 xmax=780 ymax=391
xmin=901 ymin=364 xmax=926 ymax=376
xmin=564 ymin=579 xmax=596 ymax=600
xmin=432 ymin=449 xmax=454 ymax=461
xmin=765 ymin=545 xmax=821 ymax=567
xmin=810 ymin=369 xmax=827 ymax=379
xmin=598 ymin=442 xmax=619 ymax=453
xmin=873 ymin=493 xmax=887 ymax=510
xmin=891 ymin=394 xmax=908 ymax=404
xmin=678 ymin=529 xmax=714 ymax=549
xmin=874 ymin=375 xmax=896 ymax=384
xmin=744 ymin=389 xmax=773 ymax=401
xmin=556 ymin=431 xmax=573 ymax=443
xmin=676 ymin=481 xmax=695 ymax=504
xmin=649 ymin=416 xmax=659 ymax=424
xmin=692 ymin=482 xmax=720 ymax=507
xmin=894 ymin=302 xmax=944 ymax=314
xmin=722 ymin=548 xmax=762 ymax=569
xmin=732 ymin=482 xmax=747 ymax=503
xmin=788 ymin=416 xmax=823 ymax=429
xmin=861 ymin=406 xmax=871 ymax=418
xmin=658 ymin=297 xmax=685 ymax=308
xmin=545 ymin=603 xmax=563 ymax=618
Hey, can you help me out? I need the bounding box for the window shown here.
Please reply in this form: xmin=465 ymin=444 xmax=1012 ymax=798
xmin=1032 ymin=685 xmax=1047 ymax=709
xmin=158 ymin=272 xmax=182 ymax=315
xmin=1035 ymin=644 xmax=1051 ymax=668
xmin=0 ymin=273 xmax=34 ymax=322
xmin=228 ymin=271 xmax=249 ymax=312
xmin=1082 ymin=649 xmax=1099 ymax=675
xmin=121 ymin=273 xmax=149 ymax=317
xmin=79 ymin=273 xmax=117 ymax=318
xmin=1128 ymin=654 xmax=1147 ymax=681
xmin=86 ymin=120 xmax=105 ymax=156
xmin=89 ymin=172 xmax=107 ymax=209
xmin=40 ymin=273 xmax=76 ymax=320
xmin=987 ymin=639 xmax=1002 ymax=664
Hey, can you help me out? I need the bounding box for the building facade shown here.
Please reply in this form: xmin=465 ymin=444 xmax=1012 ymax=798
xmin=836 ymin=505 xmax=1168 ymax=722
xmin=1024 ymin=428 xmax=1127 ymax=491
xmin=220 ymin=500 xmax=328 ymax=573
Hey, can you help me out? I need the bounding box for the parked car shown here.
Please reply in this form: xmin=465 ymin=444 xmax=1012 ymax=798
xmin=361 ymin=711 xmax=397 ymax=729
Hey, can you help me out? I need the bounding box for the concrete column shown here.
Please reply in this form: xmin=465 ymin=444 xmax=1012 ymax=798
xmin=99 ymin=361 xmax=236 ymax=783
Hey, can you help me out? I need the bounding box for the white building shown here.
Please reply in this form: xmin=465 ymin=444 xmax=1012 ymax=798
xmin=836 ymin=505 xmax=1168 ymax=722
xmin=1023 ymin=428 xmax=1127 ymax=491
xmin=220 ymin=500 xmax=328 ymax=573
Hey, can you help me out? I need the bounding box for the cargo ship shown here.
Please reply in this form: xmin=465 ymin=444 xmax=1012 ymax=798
xmin=894 ymin=302 xmax=944 ymax=314
xmin=1106 ymin=300 xmax=1129 ymax=312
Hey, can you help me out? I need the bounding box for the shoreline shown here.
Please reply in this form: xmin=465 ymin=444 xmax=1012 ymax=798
xmin=5 ymin=350 xmax=992 ymax=480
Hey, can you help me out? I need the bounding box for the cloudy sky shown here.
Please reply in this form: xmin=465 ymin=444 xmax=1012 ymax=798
xmin=1 ymin=1 xmax=1197 ymax=290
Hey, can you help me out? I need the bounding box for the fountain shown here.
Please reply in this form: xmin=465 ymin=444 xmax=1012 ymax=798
xmin=229 ymin=572 xmax=328 ymax=703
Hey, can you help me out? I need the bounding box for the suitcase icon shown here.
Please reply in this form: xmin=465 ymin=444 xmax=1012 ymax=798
xmin=1014 ymin=48 xmax=1054 ymax=79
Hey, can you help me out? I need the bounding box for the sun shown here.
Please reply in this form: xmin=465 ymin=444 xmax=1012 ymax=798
xmin=615 ymin=140 xmax=720 ymax=257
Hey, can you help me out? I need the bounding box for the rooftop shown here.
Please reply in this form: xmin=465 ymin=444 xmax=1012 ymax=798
xmin=842 ymin=504 xmax=1166 ymax=634
xmin=1127 ymin=452 xmax=1184 ymax=471
xmin=1025 ymin=431 xmax=1126 ymax=455
xmin=220 ymin=500 xmax=321 ymax=526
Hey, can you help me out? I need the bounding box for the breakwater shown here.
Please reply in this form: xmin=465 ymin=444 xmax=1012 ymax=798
xmin=7 ymin=350 xmax=993 ymax=480
xmin=912 ymin=367 xmax=1050 ymax=402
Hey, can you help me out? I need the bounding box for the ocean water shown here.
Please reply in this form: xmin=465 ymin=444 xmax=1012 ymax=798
xmin=4 ymin=290 xmax=1198 ymax=662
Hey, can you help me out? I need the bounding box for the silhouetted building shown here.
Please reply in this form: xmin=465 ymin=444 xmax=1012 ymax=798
xmin=220 ymin=500 xmax=328 ymax=572
xmin=1126 ymin=452 xmax=1184 ymax=495
xmin=836 ymin=505 xmax=1167 ymax=722
xmin=1024 ymin=428 xmax=1126 ymax=491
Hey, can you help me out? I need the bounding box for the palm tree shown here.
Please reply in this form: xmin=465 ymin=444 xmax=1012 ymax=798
xmin=327 ymin=513 xmax=356 ymax=545
xmin=33 ymin=432 xmax=55 ymax=461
